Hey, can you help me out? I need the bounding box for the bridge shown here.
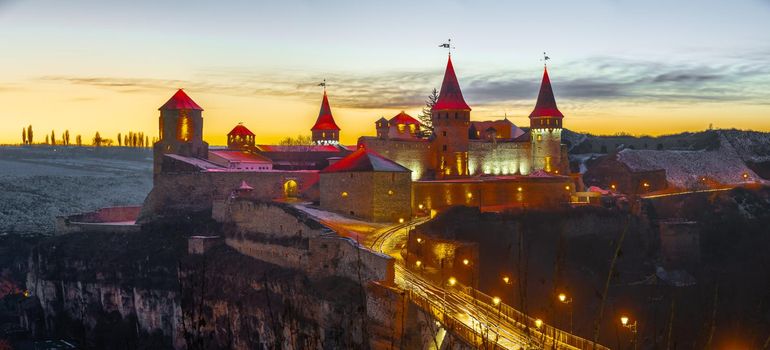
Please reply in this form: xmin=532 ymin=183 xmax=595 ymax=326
xmin=312 ymin=208 xmax=609 ymax=350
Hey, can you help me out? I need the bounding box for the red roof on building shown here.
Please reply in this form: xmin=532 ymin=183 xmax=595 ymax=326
xmin=311 ymin=91 xmax=341 ymax=131
xmin=432 ymin=56 xmax=471 ymax=111
xmin=159 ymin=89 xmax=203 ymax=111
xmin=389 ymin=111 xmax=420 ymax=126
xmin=228 ymin=124 xmax=255 ymax=136
xmin=321 ymin=148 xmax=410 ymax=173
xmin=529 ymin=67 xmax=563 ymax=118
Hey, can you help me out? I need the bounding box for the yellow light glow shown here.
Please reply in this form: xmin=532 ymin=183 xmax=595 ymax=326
xmin=466 ymin=192 xmax=472 ymax=199
xmin=416 ymin=238 xmax=422 ymax=243
xmin=611 ymin=184 xmax=617 ymax=190
xmin=565 ymin=185 xmax=570 ymax=191
xmin=535 ymin=319 xmax=543 ymax=328
xmin=448 ymin=277 xmax=456 ymax=286
xmin=388 ymin=189 xmax=394 ymax=195
xmin=418 ymin=204 xmax=424 ymax=210
xmin=463 ymin=259 xmax=469 ymax=266
xmin=558 ymin=293 xmax=567 ymax=302
xmin=621 ymin=316 xmax=629 ymax=326
xmin=341 ymin=191 xmax=348 ymax=197
xmin=503 ymin=276 xmax=510 ymax=284
xmin=517 ymin=187 xmax=523 ymax=192
xmin=415 ymin=260 xmax=422 ymax=267
xmin=398 ymin=218 xmax=404 ymax=224
xmin=493 ymin=297 xmax=501 ymax=305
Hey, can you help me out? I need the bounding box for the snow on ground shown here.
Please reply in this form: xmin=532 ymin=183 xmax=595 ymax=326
xmin=719 ymin=129 xmax=770 ymax=162
xmin=293 ymin=204 xmax=388 ymax=246
xmin=0 ymin=147 xmax=152 ymax=234
xmin=617 ymin=133 xmax=759 ymax=188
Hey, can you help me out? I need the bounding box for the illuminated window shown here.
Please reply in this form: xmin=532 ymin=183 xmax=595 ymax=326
xmin=159 ymin=118 xmax=164 ymax=140
xmin=322 ymin=132 xmax=326 ymax=138
xmin=537 ymin=134 xmax=543 ymax=142
xmin=409 ymin=124 xmax=416 ymax=133
xmin=398 ymin=124 xmax=405 ymax=132
xmin=177 ymin=110 xmax=192 ymax=142
xmin=545 ymin=156 xmax=552 ymax=172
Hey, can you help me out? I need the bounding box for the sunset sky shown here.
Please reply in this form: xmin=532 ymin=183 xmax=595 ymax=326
xmin=2 ymin=0 xmax=770 ymax=145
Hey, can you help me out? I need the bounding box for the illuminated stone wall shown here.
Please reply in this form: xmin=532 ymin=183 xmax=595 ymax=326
xmin=320 ymin=171 xmax=412 ymax=222
xmin=413 ymin=176 xmax=573 ymax=213
xmin=358 ymin=137 xmax=431 ymax=180
xmin=468 ymin=140 xmax=531 ymax=176
xmin=530 ymin=128 xmax=563 ymax=173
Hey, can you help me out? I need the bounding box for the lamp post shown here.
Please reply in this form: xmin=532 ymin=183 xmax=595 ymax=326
xmin=558 ymin=292 xmax=573 ymax=333
xmin=620 ymin=315 xmax=638 ymax=350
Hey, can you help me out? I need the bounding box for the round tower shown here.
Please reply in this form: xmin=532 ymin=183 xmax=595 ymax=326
xmin=431 ymin=55 xmax=471 ymax=178
xmin=311 ymin=89 xmax=341 ymax=145
xmin=529 ymin=67 xmax=564 ymax=173
xmin=153 ymin=89 xmax=209 ymax=174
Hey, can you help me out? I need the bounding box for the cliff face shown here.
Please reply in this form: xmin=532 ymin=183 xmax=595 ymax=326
xmin=24 ymin=219 xmax=374 ymax=349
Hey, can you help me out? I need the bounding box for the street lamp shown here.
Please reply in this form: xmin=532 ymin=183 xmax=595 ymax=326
xmin=416 ymin=238 xmax=422 ymax=244
xmin=463 ymin=258 xmax=469 ymax=266
xmin=620 ymin=315 xmax=638 ymax=350
xmin=535 ymin=318 xmax=543 ymax=329
xmin=502 ymin=276 xmax=510 ymax=284
xmin=557 ymin=293 xmax=574 ymax=333
xmin=415 ymin=260 xmax=422 ymax=268
xmin=492 ymin=296 xmax=501 ymax=305
xmin=448 ymin=277 xmax=457 ymax=287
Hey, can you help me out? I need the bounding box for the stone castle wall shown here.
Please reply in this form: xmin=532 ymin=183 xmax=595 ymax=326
xmin=468 ymin=140 xmax=531 ymax=176
xmin=138 ymin=170 xmax=319 ymax=222
xmin=320 ymin=171 xmax=412 ymax=222
xmin=358 ymin=137 xmax=431 ymax=180
xmin=222 ymin=199 xmax=394 ymax=284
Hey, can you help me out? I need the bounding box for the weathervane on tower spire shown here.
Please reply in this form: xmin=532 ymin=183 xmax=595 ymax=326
xmin=439 ymin=38 xmax=454 ymax=55
xmin=542 ymin=52 xmax=551 ymax=67
xmin=318 ymin=78 xmax=327 ymax=92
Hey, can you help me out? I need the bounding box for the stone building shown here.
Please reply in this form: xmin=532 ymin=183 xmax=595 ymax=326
xmin=319 ymin=148 xmax=412 ymax=222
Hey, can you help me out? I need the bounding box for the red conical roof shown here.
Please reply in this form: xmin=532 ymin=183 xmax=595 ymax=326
xmin=311 ymin=90 xmax=341 ymax=131
xmin=529 ymin=67 xmax=563 ymax=118
xmin=228 ymin=124 xmax=254 ymax=136
xmin=159 ymin=89 xmax=203 ymax=111
xmin=432 ymin=56 xmax=471 ymax=111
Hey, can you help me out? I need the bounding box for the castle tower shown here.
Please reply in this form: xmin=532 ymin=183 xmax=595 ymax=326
xmin=431 ymin=55 xmax=471 ymax=178
xmin=529 ymin=67 xmax=565 ymax=173
xmin=227 ymin=123 xmax=255 ymax=150
xmin=375 ymin=117 xmax=389 ymax=139
xmin=153 ymin=89 xmax=209 ymax=174
xmin=311 ymin=89 xmax=341 ymax=145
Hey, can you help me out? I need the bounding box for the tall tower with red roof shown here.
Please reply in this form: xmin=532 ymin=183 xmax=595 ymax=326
xmin=153 ymin=89 xmax=209 ymax=174
xmin=311 ymin=89 xmax=341 ymax=145
xmin=529 ymin=66 xmax=565 ymax=173
xmin=430 ymin=55 xmax=471 ymax=178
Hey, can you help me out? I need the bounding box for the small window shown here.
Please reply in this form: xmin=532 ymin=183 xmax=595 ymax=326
xmin=454 ymin=112 xmax=458 ymax=119
xmin=537 ymin=134 xmax=543 ymax=141
xmin=442 ymin=145 xmax=447 ymax=151
xmin=442 ymin=131 xmax=447 ymax=137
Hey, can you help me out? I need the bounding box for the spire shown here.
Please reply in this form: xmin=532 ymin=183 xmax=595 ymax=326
xmin=432 ymin=55 xmax=471 ymax=111
xmin=159 ymin=89 xmax=203 ymax=111
xmin=311 ymin=90 xmax=340 ymax=131
xmin=529 ymin=67 xmax=563 ymax=118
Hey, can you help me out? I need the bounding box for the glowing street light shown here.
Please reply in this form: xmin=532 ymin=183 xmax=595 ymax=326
xmin=535 ymin=318 xmax=543 ymax=329
xmin=416 ymin=238 xmax=422 ymax=244
xmin=558 ymin=293 xmax=571 ymax=304
xmin=492 ymin=296 xmax=501 ymax=305
xmin=463 ymin=258 xmax=470 ymax=266
xmin=415 ymin=260 xmax=422 ymax=268
xmin=398 ymin=218 xmax=405 ymax=224
xmin=565 ymin=185 xmax=571 ymax=191
xmin=517 ymin=187 xmax=523 ymax=192
xmin=620 ymin=315 xmax=637 ymax=333
xmin=448 ymin=277 xmax=457 ymax=286
xmin=418 ymin=203 xmax=424 ymax=210
xmin=502 ymin=276 xmax=510 ymax=285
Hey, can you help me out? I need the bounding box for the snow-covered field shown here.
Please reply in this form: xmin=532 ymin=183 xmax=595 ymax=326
xmin=0 ymin=147 xmax=153 ymax=234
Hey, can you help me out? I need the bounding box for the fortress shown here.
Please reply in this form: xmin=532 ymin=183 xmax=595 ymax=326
xmin=140 ymin=55 xmax=578 ymax=223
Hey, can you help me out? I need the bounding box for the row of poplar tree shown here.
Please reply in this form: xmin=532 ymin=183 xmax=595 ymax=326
xmin=20 ymin=125 xmax=156 ymax=147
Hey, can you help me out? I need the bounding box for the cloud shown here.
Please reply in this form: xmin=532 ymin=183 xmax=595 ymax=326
xmin=37 ymin=55 xmax=770 ymax=112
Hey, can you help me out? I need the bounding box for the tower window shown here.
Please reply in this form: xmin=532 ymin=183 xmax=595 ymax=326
xmin=442 ymin=131 xmax=447 ymax=137
xmin=537 ymin=134 xmax=543 ymax=141
xmin=454 ymin=112 xmax=458 ymax=119
xmin=177 ymin=109 xmax=192 ymax=142
xmin=442 ymin=145 xmax=447 ymax=151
